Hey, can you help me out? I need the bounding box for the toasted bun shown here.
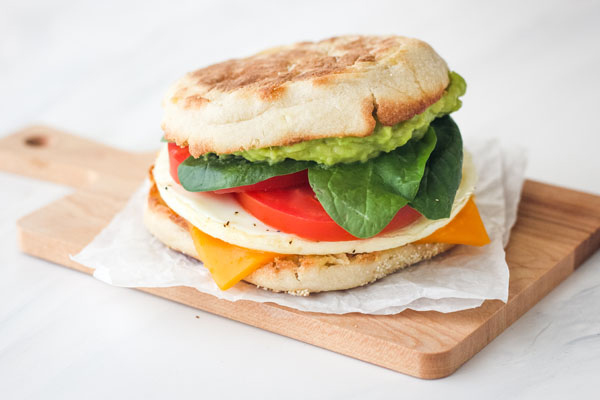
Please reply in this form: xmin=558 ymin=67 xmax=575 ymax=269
xmin=143 ymin=178 xmax=453 ymax=295
xmin=162 ymin=35 xmax=449 ymax=157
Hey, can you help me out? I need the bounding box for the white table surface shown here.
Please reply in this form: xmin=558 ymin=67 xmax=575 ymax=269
xmin=2 ymin=1 xmax=599 ymax=398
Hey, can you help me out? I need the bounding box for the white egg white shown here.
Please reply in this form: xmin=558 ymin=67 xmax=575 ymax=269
xmin=153 ymin=144 xmax=476 ymax=255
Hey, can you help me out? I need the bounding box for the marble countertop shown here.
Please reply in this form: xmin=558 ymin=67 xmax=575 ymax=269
xmin=1 ymin=1 xmax=599 ymax=398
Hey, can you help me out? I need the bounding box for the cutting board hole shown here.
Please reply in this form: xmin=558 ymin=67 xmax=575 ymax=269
xmin=24 ymin=135 xmax=48 ymax=147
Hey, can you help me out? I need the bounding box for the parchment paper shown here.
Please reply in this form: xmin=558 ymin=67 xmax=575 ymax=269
xmin=72 ymin=139 xmax=526 ymax=314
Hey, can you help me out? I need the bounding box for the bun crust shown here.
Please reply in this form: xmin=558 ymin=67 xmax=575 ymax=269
xmin=162 ymin=35 xmax=449 ymax=157
xmin=144 ymin=177 xmax=453 ymax=295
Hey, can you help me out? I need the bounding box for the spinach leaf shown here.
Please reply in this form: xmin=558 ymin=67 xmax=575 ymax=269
xmin=308 ymin=163 xmax=409 ymax=239
xmin=178 ymin=154 xmax=311 ymax=192
xmin=306 ymin=128 xmax=438 ymax=238
xmin=373 ymin=127 xmax=436 ymax=201
xmin=409 ymin=116 xmax=463 ymax=219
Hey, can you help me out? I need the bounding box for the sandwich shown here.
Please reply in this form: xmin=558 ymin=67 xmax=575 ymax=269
xmin=145 ymin=35 xmax=490 ymax=296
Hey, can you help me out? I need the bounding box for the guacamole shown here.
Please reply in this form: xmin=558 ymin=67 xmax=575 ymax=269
xmin=235 ymin=72 xmax=466 ymax=165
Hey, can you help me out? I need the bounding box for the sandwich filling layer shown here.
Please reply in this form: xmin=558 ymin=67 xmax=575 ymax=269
xmin=175 ymin=114 xmax=467 ymax=239
xmin=153 ymin=144 xmax=480 ymax=255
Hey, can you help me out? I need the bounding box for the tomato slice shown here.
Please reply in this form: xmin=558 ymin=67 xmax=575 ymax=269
xmin=168 ymin=143 xmax=308 ymax=192
xmin=168 ymin=142 xmax=191 ymax=184
xmin=235 ymin=185 xmax=421 ymax=241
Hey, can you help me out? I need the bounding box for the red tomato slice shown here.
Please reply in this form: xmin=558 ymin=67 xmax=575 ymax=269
xmin=235 ymin=185 xmax=421 ymax=242
xmin=168 ymin=142 xmax=191 ymax=184
xmin=168 ymin=142 xmax=308 ymax=192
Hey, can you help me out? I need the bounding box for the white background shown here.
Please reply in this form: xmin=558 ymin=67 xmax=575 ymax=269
xmin=1 ymin=0 xmax=599 ymax=398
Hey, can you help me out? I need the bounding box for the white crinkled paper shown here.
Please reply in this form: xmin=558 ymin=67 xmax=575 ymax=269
xmin=72 ymin=139 xmax=526 ymax=314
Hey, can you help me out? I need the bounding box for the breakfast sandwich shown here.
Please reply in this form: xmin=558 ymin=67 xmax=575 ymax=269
xmin=145 ymin=35 xmax=490 ymax=296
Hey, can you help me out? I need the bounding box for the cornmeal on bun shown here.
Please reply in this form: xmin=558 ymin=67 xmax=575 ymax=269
xmin=145 ymin=35 xmax=490 ymax=295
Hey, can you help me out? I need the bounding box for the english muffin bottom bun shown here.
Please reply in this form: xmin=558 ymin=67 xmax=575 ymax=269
xmin=147 ymin=35 xmax=491 ymax=295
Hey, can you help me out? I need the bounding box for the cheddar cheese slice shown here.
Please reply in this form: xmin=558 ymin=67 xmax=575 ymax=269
xmin=189 ymin=225 xmax=280 ymax=290
xmin=416 ymin=197 xmax=490 ymax=246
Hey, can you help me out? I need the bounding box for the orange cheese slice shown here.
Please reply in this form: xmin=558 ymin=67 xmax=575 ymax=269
xmin=416 ymin=197 xmax=491 ymax=246
xmin=189 ymin=225 xmax=280 ymax=290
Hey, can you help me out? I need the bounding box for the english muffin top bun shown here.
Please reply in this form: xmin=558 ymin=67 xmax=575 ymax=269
xmin=162 ymin=36 xmax=450 ymax=156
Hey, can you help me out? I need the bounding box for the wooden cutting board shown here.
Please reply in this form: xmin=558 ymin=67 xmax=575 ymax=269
xmin=2 ymin=125 xmax=600 ymax=379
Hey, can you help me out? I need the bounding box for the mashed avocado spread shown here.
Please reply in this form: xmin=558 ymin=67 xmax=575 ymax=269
xmin=235 ymin=72 xmax=466 ymax=165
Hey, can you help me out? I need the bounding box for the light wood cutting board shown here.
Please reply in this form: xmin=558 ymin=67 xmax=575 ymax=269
xmin=2 ymin=125 xmax=599 ymax=379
